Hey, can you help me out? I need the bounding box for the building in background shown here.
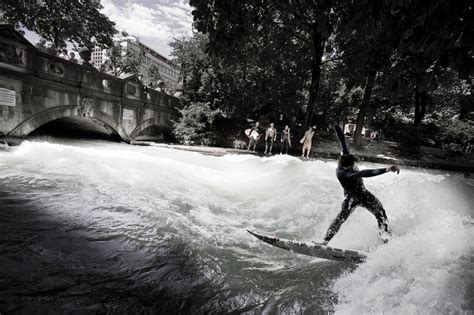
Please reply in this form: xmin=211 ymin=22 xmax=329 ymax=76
xmin=91 ymin=47 xmax=107 ymax=69
xmin=92 ymin=33 xmax=181 ymax=91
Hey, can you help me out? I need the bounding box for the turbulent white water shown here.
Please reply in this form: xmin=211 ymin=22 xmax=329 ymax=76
xmin=0 ymin=140 xmax=472 ymax=313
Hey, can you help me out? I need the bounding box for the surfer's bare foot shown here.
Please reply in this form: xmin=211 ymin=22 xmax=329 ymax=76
xmin=320 ymin=240 xmax=328 ymax=246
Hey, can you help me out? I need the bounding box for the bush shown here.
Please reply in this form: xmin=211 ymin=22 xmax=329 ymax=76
xmin=172 ymin=102 xmax=221 ymax=145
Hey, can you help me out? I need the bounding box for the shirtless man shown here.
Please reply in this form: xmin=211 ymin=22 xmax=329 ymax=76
xmin=321 ymin=126 xmax=400 ymax=245
xmin=264 ymin=123 xmax=277 ymax=154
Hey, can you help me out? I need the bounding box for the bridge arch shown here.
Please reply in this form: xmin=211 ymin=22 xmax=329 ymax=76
xmin=129 ymin=117 xmax=168 ymax=139
xmin=8 ymin=105 xmax=130 ymax=142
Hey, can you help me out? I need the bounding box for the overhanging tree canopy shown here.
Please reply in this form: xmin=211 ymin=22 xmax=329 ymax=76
xmin=0 ymin=0 xmax=117 ymax=49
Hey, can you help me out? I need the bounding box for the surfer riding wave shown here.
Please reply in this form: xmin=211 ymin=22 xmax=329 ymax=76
xmin=321 ymin=126 xmax=400 ymax=245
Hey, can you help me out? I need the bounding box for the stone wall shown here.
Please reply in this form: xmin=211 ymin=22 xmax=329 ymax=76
xmin=0 ymin=25 xmax=179 ymax=142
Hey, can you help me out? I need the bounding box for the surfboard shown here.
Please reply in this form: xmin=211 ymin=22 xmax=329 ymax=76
xmin=248 ymin=230 xmax=366 ymax=263
xmin=245 ymin=128 xmax=259 ymax=139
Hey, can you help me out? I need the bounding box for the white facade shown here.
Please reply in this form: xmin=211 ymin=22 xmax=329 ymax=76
xmin=91 ymin=47 xmax=107 ymax=69
xmin=91 ymin=36 xmax=182 ymax=90
xmin=95 ymin=35 xmax=181 ymax=91
xmin=141 ymin=45 xmax=181 ymax=90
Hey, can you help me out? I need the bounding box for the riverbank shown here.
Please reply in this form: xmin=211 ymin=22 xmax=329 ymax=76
xmin=131 ymin=139 xmax=474 ymax=173
xmin=2 ymin=135 xmax=472 ymax=173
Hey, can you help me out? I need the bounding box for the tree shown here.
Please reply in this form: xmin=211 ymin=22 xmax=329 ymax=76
xmin=173 ymin=102 xmax=222 ymax=145
xmin=330 ymin=0 xmax=472 ymax=148
xmin=104 ymin=41 xmax=144 ymax=77
xmin=377 ymin=0 xmax=473 ymax=126
xmin=0 ymin=0 xmax=117 ymax=49
xmin=170 ymin=34 xmax=212 ymax=102
xmin=170 ymin=28 xmax=310 ymax=123
xmin=143 ymin=63 xmax=163 ymax=88
xmin=189 ymin=0 xmax=334 ymax=132
xmin=172 ymin=0 xmax=472 ymax=149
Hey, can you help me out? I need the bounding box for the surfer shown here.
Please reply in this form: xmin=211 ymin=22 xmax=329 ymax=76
xmin=247 ymin=122 xmax=261 ymax=152
xmin=322 ymin=126 xmax=400 ymax=245
xmin=264 ymin=123 xmax=277 ymax=154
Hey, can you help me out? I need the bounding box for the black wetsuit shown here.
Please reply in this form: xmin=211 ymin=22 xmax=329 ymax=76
xmin=323 ymin=126 xmax=391 ymax=242
xmin=281 ymin=129 xmax=290 ymax=154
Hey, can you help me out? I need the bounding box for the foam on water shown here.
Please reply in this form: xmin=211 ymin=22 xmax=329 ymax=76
xmin=0 ymin=140 xmax=472 ymax=313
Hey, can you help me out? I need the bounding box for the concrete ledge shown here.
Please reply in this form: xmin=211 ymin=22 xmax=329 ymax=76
xmin=130 ymin=141 xmax=474 ymax=173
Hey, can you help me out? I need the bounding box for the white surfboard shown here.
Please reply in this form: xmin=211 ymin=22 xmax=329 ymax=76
xmin=248 ymin=230 xmax=367 ymax=263
xmin=245 ymin=128 xmax=259 ymax=139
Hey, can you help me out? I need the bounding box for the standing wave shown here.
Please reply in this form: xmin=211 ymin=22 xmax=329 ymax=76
xmin=0 ymin=140 xmax=472 ymax=313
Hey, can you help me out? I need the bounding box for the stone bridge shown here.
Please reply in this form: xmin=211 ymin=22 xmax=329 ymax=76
xmin=0 ymin=25 xmax=179 ymax=142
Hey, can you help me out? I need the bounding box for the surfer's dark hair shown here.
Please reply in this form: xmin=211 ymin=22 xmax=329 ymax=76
xmin=339 ymin=154 xmax=357 ymax=167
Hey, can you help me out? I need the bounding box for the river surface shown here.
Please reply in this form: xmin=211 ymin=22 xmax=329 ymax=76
xmin=0 ymin=140 xmax=473 ymax=313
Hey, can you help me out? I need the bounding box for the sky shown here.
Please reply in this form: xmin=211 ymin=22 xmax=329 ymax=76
xmin=100 ymin=0 xmax=194 ymax=57
xmin=24 ymin=0 xmax=194 ymax=59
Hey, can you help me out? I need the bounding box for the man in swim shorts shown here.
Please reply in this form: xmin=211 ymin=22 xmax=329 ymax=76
xmin=264 ymin=123 xmax=277 ymax=154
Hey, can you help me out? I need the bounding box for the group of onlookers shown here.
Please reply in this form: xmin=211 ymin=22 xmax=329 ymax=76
xmin=36 ymin=40 xmax=80 ymax=64
xmin=58 ymin=47 xmax=95 ymax=69
xmin=245 ymin=122 xmax=315 ymax=157
xmin=36 ymin=39 xmax=95 ymax=69
xmin=57 ymin=48 xmax=79 ymax=63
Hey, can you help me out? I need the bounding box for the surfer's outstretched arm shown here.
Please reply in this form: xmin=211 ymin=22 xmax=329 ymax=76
xmin=335 ymin=125 xmax=349 ymax=154
xmin=338 ymin=166 xmax=401 ymax=179
xmin=340 ymin=168 xmax=387 ymax=178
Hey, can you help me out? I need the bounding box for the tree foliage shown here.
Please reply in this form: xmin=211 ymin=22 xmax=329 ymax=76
xmin=170 ymin=27 xmax=311 ymax=129
xmin=143 ymin=63 xmax=163 ymax=88
xmin=172 ymin=102 xmax=222 ymax=145
xmin=189 ymin=0 xmax=334 ymax=131
xmin=171 ymin=0 xmax=473 ymax=148
xmin=0 ymin=0 xmax=117 ymax=49
xmin=104 ymin=41 xmax=144 ymax=77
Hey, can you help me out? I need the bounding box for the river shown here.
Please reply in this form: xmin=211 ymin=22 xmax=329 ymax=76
xmin=0 ymin=139 xmax=472 ymax=313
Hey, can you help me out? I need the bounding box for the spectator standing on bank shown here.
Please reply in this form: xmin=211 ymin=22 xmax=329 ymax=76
xmin=280 ymin=125 xmax=291 ymax=154
xmin=264 ymin=123 xmax=277 ymax=154
xmin=246 ymin=122 xmax=261 ymax=152
xmin=300 ymin=126 xmax=315 ymax=158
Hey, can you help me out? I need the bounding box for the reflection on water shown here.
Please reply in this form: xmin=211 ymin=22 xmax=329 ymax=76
xmin=0 ymin=140 xmax=472 ymax=313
